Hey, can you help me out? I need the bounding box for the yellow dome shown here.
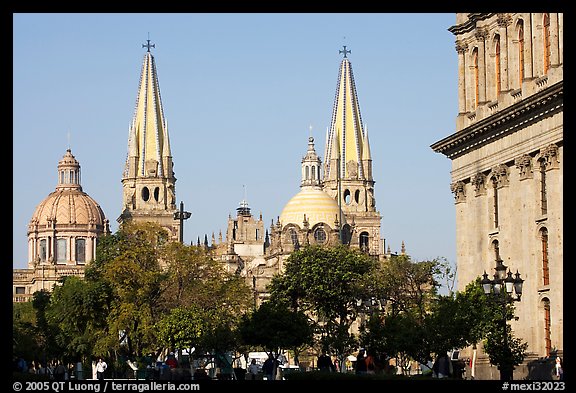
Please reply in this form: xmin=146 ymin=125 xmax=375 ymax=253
xmin=279 ymin=187 xmax=344 ymax=228
xmin=29 ymin=189 xmax=107 ymax=229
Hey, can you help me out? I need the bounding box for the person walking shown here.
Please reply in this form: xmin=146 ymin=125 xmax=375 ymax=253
xmin=247 ymin=359 xmax=259 ymax=380
xmin=262 ymin=354 xmax=277 ymax=380
xmin=96 ymin=358 xmax=107 ymax=380
xmin=355 ymin=349 xmax=367 ymax=375
xmin=317 ymin=350 xmax=334 ymax=372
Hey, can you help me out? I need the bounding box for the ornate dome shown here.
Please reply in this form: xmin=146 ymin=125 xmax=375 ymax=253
xmin=28 ymin=149 xmax=107 ymax=230
xmin=279 ymin=187 xmax=345 ymax=228
xmin=29 ymin=189 xmax=107 ymax=229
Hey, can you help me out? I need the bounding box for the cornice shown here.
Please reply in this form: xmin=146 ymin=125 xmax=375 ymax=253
xmin=448 ymin=13 xmax=497 ymax=35
xmin=431 ymin=81 xmax=563 ymax=159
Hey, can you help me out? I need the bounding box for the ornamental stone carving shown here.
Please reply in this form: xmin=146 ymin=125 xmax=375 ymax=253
xmin=455 ymin=40 xmax=468 ymax=54
xmin=450 ymin=181 xmax=466 ymax=203
xmin=490 ymin=164 xmax=509 ymax=188
xmin=541 ymin=144 xmax=560 ymax=170
xmin=515 ymin=154 xmax=533 ymax=180
xmin=472 ymin=173 xmax=487 ymax=196
xmin=475 ymin=28 xmax=489 ymax=41
xmin=497 ymin=13 xmax=512 ymax=28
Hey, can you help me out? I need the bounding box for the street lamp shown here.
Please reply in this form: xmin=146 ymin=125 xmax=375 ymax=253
xmin=481 ymin=259 xmax=524 ymax=300
xmin=480 ymin=259 xmax=524 ymax=381
xmin=173 ymin=201 xmax=192 ymax=243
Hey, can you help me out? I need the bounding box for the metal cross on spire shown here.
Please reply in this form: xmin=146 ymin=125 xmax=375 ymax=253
xmin=339 ymin=45 xmax=351 ymax=58
xmin=142 ymin=34 xmax=155 ymax=52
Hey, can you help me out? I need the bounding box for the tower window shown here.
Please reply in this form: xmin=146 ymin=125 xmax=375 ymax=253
xmin=142 ymin=187 xmax=150 ymax=202
xmin=344 ymin=189 xmax=351 ymax=205
xmin=359 ymin=232 xmax=369 ymax=252
xmin=154 ymin=187 xmax=160 ymax=202
xmin=355 ymin=189 xmax=360 ymax=204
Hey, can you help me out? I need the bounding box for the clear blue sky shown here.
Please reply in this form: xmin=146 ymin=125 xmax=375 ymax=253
xmin=13 ymin=13 xmax=458 ymax=278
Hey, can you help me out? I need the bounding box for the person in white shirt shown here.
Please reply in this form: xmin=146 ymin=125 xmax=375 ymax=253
xmin=96 ymin=358 xmax=107 ymax=380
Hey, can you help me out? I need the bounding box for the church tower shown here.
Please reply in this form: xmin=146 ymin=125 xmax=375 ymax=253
xmin=118 ymin=39 xmax=179 ymax=240
xmin=323 ymin=46 xmax=382 ymax=255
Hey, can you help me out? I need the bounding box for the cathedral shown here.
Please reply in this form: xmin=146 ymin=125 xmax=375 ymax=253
xmin=13 ymin=39 xmax=390 ymax=303
xmin=431 ymin=13 xmax=563 ymax=379
xmin=211 ymin=46 xmax=387 ymax=300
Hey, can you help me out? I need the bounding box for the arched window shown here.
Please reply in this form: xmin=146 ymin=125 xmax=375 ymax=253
xmin=495 ymin=35 xmax=501 ymax=97
xmin=290 ymin=229 xmax=299 ymax=247
xmin=473 ymin=47 xmax=479 ymax=108
xmin=305 ymin=166 xmax=309 ymax=180
xmin=314 ymin=227 xmax=326 ymax=244
xmin=543 ymin=298 xmax=552 ymax=356
xmin=543 ymin=13 xmax=551 ymax=74
xmin=344 ymin=189 xmax=351 ymax=205
xmin=359 ymin=232 xmax=369 ymax=252
xmin=541 ymin=228 xmax=550 ymax=286
xmin=518 ymin=20 xmax=525 ymax=86
xmin=492 ymin=239 xmax=501 ymax=261
xmin=311 ymin=166 xmax=316 ymax=180
xmin=341 ymin=224 xmax=351 ymax=245
xmin=141 ymin=187 xmax=150 ymax=202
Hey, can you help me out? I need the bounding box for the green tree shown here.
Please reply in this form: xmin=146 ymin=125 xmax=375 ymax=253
xmin=45 ymin=276 xmax=110 ymax=364
xmin=91 ymin=221 xmax=170 ymax=360
xmin=238 ymin=300 xmax=314 ymax=379
xmin=360 ymin=254 xmax=440 ymax=373
xmin=268 ymin=245 xmax=376 ymax=369
xmin=13 ymin=300 xmax=43 ymax=365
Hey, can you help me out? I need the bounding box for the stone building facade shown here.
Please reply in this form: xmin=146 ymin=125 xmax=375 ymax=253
xmin=431 ymin=13 xmax=563 ymax=379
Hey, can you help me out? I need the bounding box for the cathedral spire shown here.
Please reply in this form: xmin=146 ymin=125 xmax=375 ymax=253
xmin=124 ymin=38 xmax=172 ymax=180
xmin=119 ymin=39 xmax=179 ymax=240
xmin=321 ymin=47 xmax=382 ymax=256
xmin=324 ymin=47 xmax=369 ymax=182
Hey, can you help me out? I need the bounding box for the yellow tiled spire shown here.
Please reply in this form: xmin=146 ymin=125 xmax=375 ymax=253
xmin=324 ymin=46 xmax=369 ymax=182
xmin=124 ymin=39 xmax=172 ymax=180
xmin=119 ymin=39 xmax=179 ymax=238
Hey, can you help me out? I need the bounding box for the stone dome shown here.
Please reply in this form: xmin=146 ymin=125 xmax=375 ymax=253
xmin=279 ymin=187 xmax=345 ymax=228
xmin=28 ymin=149 xmax=107 ymax=230
xmin=29 ymin=189 xmax=107 ymax=229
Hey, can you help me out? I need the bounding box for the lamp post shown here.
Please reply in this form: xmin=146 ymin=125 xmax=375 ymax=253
xmin=480 ymin=259 xmax=524 ymax=381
